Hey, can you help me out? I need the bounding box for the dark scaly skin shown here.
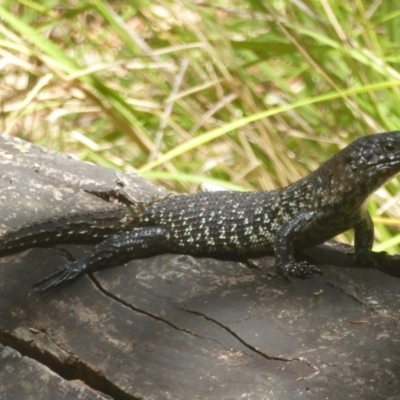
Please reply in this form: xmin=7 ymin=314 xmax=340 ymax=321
xmin=3 ymin=131 xmax=400 ymax=292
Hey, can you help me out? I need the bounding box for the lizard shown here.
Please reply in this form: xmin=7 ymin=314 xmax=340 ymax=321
xmin=3 ymin=131 xmax=400 ymax=292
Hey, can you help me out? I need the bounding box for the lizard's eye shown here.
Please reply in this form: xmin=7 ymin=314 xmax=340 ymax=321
xmin=382 ymin=142 xmax=397 ymax=153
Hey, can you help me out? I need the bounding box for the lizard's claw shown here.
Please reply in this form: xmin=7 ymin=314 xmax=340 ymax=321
xmin=33 ymin=260 xmax=87 ymax=293
xmin=278 ymin=261 xmax=322 ymax=280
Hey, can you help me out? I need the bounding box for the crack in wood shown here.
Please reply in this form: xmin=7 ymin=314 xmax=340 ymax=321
xmin=0 ymin=329 xmax=141 ymax=400
xmin=325 ymin=281 xmax=400 ymax=323
xmin=90 ymin=274 xmax=210 ymax=341
xmin=325 ymin=281 xmax=375 ymax=309
xmin=179 ymin=307 xmax=317 ymax=371
xmin=125 ymin=282 xmax=265 ymax=354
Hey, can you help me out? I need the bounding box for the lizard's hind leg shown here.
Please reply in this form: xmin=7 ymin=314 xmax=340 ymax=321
xmin=34 ymin=227 xmax=169 ymax=293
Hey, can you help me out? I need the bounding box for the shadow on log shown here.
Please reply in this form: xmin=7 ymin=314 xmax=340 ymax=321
xmin=0 ymin=134 xmax=400 ymax=400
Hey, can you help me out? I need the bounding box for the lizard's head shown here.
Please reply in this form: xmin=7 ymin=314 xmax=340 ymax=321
xmin=318 ymin=131 xmax=400 ymax=201
xmin=350 ymin=131 xmax=400 ymax=175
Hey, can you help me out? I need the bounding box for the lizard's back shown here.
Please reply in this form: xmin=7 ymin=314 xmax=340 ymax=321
xmin=137 ymin=190 xmax=283 ymax=256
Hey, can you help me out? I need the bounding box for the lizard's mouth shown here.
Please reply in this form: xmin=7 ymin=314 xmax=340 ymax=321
xmin=374 ymin=157 xmax=400 ymax=171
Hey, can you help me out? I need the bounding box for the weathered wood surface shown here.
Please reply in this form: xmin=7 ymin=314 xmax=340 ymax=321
xmin=0 ymin=134 xmax=400 ymax=400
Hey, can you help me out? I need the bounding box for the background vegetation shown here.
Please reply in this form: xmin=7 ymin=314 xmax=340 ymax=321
xmin=1 ymin=0 xmax=400 ymax=251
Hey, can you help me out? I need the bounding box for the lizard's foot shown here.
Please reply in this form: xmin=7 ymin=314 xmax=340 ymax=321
xmin=277 ymin=261 xmax=322 ymax=280
xmin=356 ymin=251 xmax=389 ymax=269
xmin=33 ymin=259 xmax=87 ymax=293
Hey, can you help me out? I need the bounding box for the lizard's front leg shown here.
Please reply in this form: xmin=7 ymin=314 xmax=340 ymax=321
xmin=274 ymin=211 xmax=322 ymax=279
xmin=353 ymin=211 xmax=390 ymax=269
xmin=354 ymin=211 xmax=375 ymax=266
xmin=34 ymin=227 xmax=168 ymax=292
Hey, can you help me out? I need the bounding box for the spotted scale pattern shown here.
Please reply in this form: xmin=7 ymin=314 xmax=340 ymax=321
xmin=138 ymin=191 xmax=282 ymax=255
